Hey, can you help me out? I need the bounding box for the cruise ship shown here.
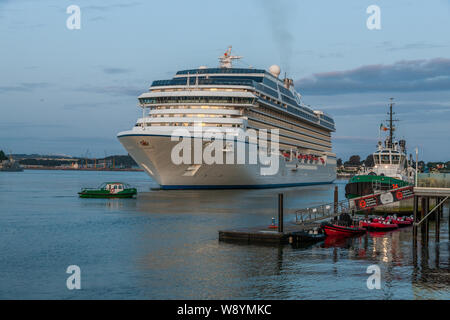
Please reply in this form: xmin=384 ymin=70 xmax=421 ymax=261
xmin=117 ymin=47 xmax=336 ymax=189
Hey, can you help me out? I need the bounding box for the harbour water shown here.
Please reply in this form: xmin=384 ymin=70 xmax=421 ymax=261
xmin=0 ymin=170 xmax=448 ymax=299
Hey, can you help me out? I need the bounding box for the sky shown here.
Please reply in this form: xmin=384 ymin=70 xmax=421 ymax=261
xmin=0 ymin=0 xmax=449 ymax=161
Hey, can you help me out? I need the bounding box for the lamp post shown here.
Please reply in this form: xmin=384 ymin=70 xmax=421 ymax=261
xmin=415 ymin=147 xmax=418 ymax=187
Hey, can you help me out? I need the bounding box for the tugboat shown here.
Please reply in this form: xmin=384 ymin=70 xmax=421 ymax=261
xmin=345 ymin=99 xmax=415 ymax=212
xmin=78 ymin=182 xmax=137 ymax=198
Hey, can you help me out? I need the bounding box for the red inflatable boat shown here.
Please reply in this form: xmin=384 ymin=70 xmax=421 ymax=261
xmin=321 ymin=223 xmax=367 ymax=237
xmin=366 ymin=221 xmax=398 ymax=231
xmin=390 ymin=218 xmax=412 ymax=227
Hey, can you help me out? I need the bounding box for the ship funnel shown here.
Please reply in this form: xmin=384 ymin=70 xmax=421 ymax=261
xmin=284 ymin=78 xmax=293 ymax=89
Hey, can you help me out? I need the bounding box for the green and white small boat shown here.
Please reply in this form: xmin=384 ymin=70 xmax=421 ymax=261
xmin=78 ymin=182 xmax=137 ymax=198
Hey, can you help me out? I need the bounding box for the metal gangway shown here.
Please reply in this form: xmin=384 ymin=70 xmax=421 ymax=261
xmin=294 ymin=185 xmax=415 ymax=225
xmin=294 ymin=199 xmax=352 ymax=224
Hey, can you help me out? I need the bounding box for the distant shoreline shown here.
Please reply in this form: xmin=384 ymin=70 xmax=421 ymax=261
xmin=23 ymin=167 xmax=143 ymax=172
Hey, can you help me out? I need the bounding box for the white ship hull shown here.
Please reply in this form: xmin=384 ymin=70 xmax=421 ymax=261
xmin=118 ymin=129 xmax=336 ymax=189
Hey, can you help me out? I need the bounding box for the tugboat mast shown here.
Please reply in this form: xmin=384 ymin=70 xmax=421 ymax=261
xmin=387 ymin=98 xmax=398 ymax=149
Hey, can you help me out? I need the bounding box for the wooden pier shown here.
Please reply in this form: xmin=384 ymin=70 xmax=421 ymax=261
xmin=218 ymin=186 xmax=449 ymax=246
xmin=412 ymin=187 xmax=450 ymax=246
xmin=219 ymin=193 xmax=323 ymax=245
xmin=219 ymin=222 xmax=321 ymax=244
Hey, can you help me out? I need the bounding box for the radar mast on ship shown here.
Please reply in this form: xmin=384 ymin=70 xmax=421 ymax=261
xmin=218 ymin=46 xmax=243 ymax=68
xmin=384 ymin=97 xmax=399 ymax=149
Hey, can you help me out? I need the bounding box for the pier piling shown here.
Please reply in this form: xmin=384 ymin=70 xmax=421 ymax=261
xmin=278 ymin=193 xmax=284 ymax=233
xmin=413 ymin=188 xmax=449 ymax=246
xmin=420 ymin=197 xmax=427 ymax=244
xmin=436 ymin=197 xmax=440 ymax=242
xmin=426 ymin=197 xmax=430 ymax=243
xmin=333 ymin=186 xmax=338 ymax=214
xmin=413 ymin=195 xmax=418 ymax=245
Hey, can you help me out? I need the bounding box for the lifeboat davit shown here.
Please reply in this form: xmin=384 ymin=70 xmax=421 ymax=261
xmin=321 ymin=222 xmax=366 ymax=237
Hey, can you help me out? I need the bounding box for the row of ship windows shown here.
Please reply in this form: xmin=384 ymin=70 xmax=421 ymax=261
xmin=255 ymin=91 xmax=320 ymax=124
xmin=322 ymin=115 xmax=334 ymax=123
xmin=137 ymin=123 xmax=242 ymax=128
xmin=278 ymin=84 xmax=293 ymax=98
xmin=148 ymin=78 xmax=334 ymax=125
xmin=258 ymin=96 xmax=334 ymax=130
xmin=374 ymin=155 xmax=404 ymax=165
xmin=248 ymin=118 xmax=332 ymax=149
xmin=256 ymin=83 xmax=279 ymax=98
xmin=253 ymin=83 xmax=333 ymax=127
xmin=278 ymin=134 xmax=330 ymax=152
xmin=247 ymin=112 xmax=331 ymax=145
xmin=319 ymin=120 xmax=335 ymax=130
xmin=152 ymin=78 xmax=256 ymax=87
xmin=282 ymin=94 xmax=301 ymax=108
xmin=152 ymin=106 xmax=240 ymax=110
xmin=146 ymin=85 xmax=333 ymax=126
xmin=248 ymin=126 xmax=329 ymax=153
xmin=139 ymin=96 xmax=333 ymax=131
xmin=254 ymin=106 xmax=331 ymax=138
xmin=151 ymin=114 xmax=235 ymax=118
xmin=176 ymin=68 xmax=266 ymax=75
xmin=262 ymin=77 xmax=279 ymax=90
xmin=140 ymin=97 xmax=255 ymax=104
xmin=151 ymin=88 xmax=249 ymax=93
xmin=286 ymin=106 xmax=318 ymax=123
xmin=249 ymin=124 xmax=331 ymax=150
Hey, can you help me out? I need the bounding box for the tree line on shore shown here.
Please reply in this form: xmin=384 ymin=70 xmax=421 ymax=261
xmin=2 ymin=149 xmax=449 ymax=172
xmin=0 ymin=150 xmax=138 ymax=168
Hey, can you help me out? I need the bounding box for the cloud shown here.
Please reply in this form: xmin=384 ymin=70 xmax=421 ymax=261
xmin=295 ymin=58 xmax=450 ymax=95
xmin=0 ymin=82 xmax=49 ymax=93
xmin=102 ymin=67 xmax=133 ymax=74
xmin=75 ymin=84 xmax=143 ymax=97
xmin=323 ymin=101 xmax=450 ymax=118
xmin=62 ymin=100 xmax=127 ymax=110
xmin=333 ymin=136 xmax=379 ymax=143
xmin=377 ymin=41 xmax=449 ymax=51
xmin=295 ymin=49 xmax=344 ymax=59
xmin=0 ymin=121 xmax=66 ymax=129
xmin=83 ymin=2 xmax=142 ymax=11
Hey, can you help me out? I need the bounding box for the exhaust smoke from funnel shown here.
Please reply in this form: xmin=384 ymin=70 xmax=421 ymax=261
xmin=259 ymin=0 xmax=296 ymax=75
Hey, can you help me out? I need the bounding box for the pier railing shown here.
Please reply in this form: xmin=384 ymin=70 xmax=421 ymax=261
xmin=294 ymin=185 xmax=418 ymax=225
xmin=295 ymin=199 xmax=351 ymax=224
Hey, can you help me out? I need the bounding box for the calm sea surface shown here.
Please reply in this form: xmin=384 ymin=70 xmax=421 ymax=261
xmin=0 ymin=170 xmax=448 ymax=299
